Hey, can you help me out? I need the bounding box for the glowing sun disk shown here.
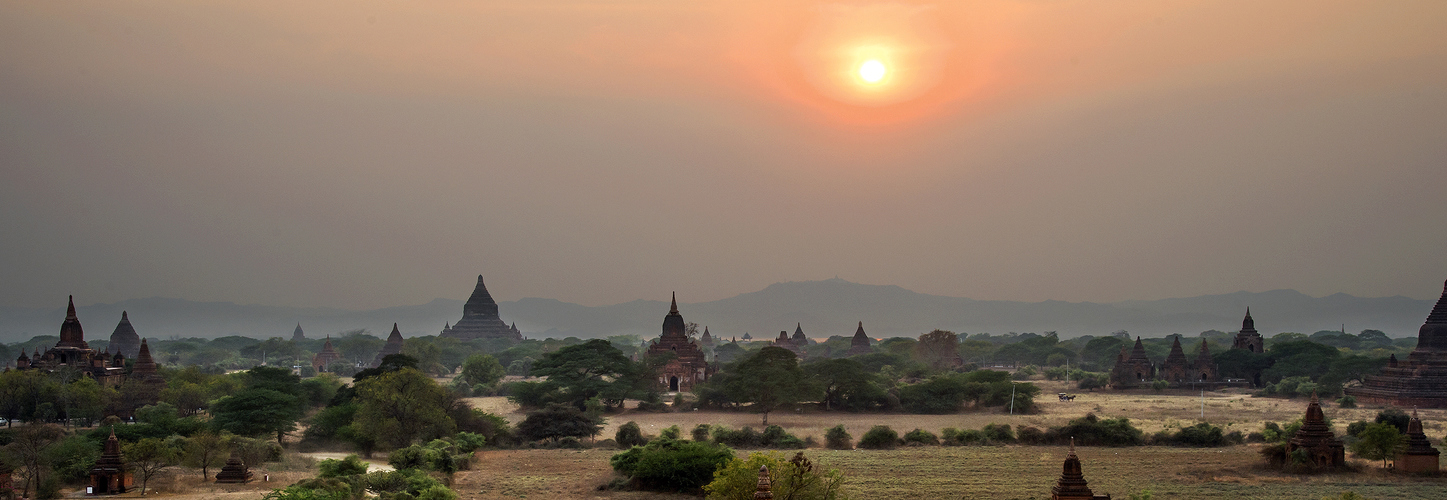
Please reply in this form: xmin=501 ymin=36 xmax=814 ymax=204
xmin=859 ymin=59 xmax=886 ymax=83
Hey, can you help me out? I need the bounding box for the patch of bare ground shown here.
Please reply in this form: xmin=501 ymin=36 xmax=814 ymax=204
xmin=453 ymin=449 xmax=695 ymax=500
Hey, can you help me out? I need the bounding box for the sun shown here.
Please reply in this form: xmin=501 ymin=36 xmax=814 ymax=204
xmin=858 ymin=59 xmax=887 ymax=83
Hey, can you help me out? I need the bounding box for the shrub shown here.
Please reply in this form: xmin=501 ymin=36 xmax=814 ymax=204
xmin=1375 ymin=410 xmax=1410 ymax=433
xmin=1346 ymin=421 xmax=1370 ymax=438
xmin=660 ymin=425 xmax=682 ymax=440
xmin=317 ymin=455 xmax=369 ymax=478
xmin=615 ymin=421 xmax=648 ymax=449
xmin=1017 ymin=426 xmax=1048 ymax=444
xmin=942 ymin=428 xmax=985 ymax=446
xmin=902 ymin=429 xmax=939 ymax=446
xmin=692 ymin=424 xmax=711 ymax=442
xmin=636 ymin=401 xmax=670 ymax=412
xmin=1170 ymin=423 xmax=1227 ymax=447
xmin=1336 ymin=395 xmax=1357 ymax=408
xmin=515 ymin=404 xmax=601 ymax=442
xmin=898 ymin=377 xmax=966 ymax=414
xmin=824 ymin=425 xmax=852 ymax=450
xmin=857 ymin=426 xmax=898 ymax=450
xmin=712 ymin=427 xmax=762 ymax=448
xmin=609 ymin=439 xmax=735 ymax=492
xmin=557 ymin=436 xmax=584 ymax=449
xmin=1049 ymin=414 xmax=1143 ymax=446
xmin=704 ymin=451 xmax=845 ymax=500
xmin=982 ymin=424 xmax=1015 ymax=443
xmin=1150 ymin=380 xmax=1170 ymax=392
xmin=1246 ymin=432 xmax=1265 ymax=443
xmin=759 ymin=426 xmax=806 ymax=449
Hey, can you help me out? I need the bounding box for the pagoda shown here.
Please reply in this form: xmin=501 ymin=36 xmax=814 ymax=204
xmin=1050 ymin=439 xmax=1112 ymax=500
xmin=89 ymin=428 xmax=130 ymax=494
xmin=311 ymin=336 xmax=344 ymax=372
xmin=439 ymin=275 xmax=522 ymax=342
xmin=791 ymin=324 xmax=809 ymax=347
xmin=1398 ymin=409 xmax=1440 ymax=473
xmin=645 ymin=293 xmax=710 ymax=392
xmin=1231 ymin=308 xmax=1264 ymax=353
xmin=846 ymin=322 xmax=872 ymax=357
xmin=370 ymin=323 xmax=407 ymax=368
xmin=214 ymin=450 xmax=254 ymax=483
xmin=1158 ymin=336 xmax=1190 ymax=383
xmin=773 ymin=330 xmax=801 ymax=355
xmin=1284 ymin=392 xmax=1345 ymax=468
xmin=1346 ymin=279 xmax=1447 ymax=407
xmin=1108 ymin=337 xmax=1154 ymax=388
xmin=21 ymin=297 xmax=127 ymax=386
xmin=108 ymin=311 xmax=142 ymax=358
xmin=1192 ymin=339 xmax=1216 ymax=382
xmin=700 ymin=327 xmax=714 ymax=348
xmin=292 ymin=323 xmax=306 ymax=341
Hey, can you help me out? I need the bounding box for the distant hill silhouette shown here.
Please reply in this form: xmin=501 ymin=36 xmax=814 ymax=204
xmin=0 ymin=279 xmax=1431 ymax=343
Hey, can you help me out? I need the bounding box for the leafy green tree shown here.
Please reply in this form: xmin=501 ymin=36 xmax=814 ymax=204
xmin=184 ymin=430 xmax=229 ymax=480
xmin=403 ymin=338 xmax=447 ymax=376
xmin=211 ymin=389 xmax=305 ymax=444
xmin=804 ymin=358 xmax=887 ymax=411
xmin=610 ymin=438 xmax=734 ymax=492
xmin=913 ymin=330 xmax=961 ymax=370
xmin=515 ymin=404 xmax=601 ymax=442
xmin=1350 ymin=422 xmax=1405 ymax=468
xmin=898 ymin=376 xmax=966 ymax=414
xmin=1 ymin=423 xmax=65 ymax=498
xmin=353 ymin=368 xmax=456 ymax=450
xmin=460 ymin=354 xmax=506 ymax=388
xmin=124 ymin=437 xmax=180 ymax=495
xmin=719 ymin=347 xmax=817 ymax=426
xmin=530 ymin=339 xmax=645 ymax=409
xmin=615 ymin=421 xmax=648 ymax=448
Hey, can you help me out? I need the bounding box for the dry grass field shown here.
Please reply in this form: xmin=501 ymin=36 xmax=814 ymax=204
xmin=53 ymin=389 xmax=1447 ymax=499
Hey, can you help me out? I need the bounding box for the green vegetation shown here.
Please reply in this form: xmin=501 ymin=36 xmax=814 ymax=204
xmin=857 ymin=425 xmax=898 ymax=450
xmin=705 ymin=451 xmax=846 ymax=500
xmin=609 ymin=438 xmax=735 ymax=492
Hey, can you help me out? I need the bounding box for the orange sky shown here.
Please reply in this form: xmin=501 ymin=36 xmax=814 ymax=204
xmin=2 ymin=1 xmax=1444 ymax=310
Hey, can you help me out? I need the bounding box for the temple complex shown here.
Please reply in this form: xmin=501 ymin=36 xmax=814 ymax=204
xmin=1399 ymin=409 xmax=1440 ymax=473
xmin=773 ymin=330 xmax=801 ymax=355
xmin=1232 ymin=309 xmax=1264 ymax=353
xmin=1159 ymin=337 xmax=1190 ymax=383
xmin=1284 ymin=392 xmax=1345 ymax=468
xmin=292 ymin=323 xmax=306 ymax=342
xmin=792 ymin=324 xmax=809 ymax=347
xmin=17 ymin=296 xmax=127 ymax=386
xmin=440 ymin=275 xmax=522 ymax=342
xmin=371 ymin=323 xmax=406 ymax=368
xmin=214 ymin=450 xmax=254 ymax=483
xmin=108 ymin=311 xmax=142 ymax=358
xmin=646 ymin=294 xmax=710 ymax=392
xmin=89 ymin=428 xmax=131 ymax=494
xmin=1050 ymin=439 xmax=1112 ymax=500
xmin=846 ymin=322 xmax=872 ymax=357
xmin=1108 ymin=337 xmax=1154 ymax=388
xmin=1346 ymin=279 xmax=1447 ymax=407
xmin=312 ymin=336 xmax=344 ymax=372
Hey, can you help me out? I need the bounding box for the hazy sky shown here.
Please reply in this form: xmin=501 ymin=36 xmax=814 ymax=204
xmin=2 ymin=1 xmax=1444 ymax=310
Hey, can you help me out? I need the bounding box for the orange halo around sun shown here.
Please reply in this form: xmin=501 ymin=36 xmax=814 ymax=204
xmin=858 ymin=59 xmax=887 ymax=83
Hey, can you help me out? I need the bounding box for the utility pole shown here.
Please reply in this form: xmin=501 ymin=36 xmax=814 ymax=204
xmin=1010 ymin=381 xmax=1018 ymax=415
xmin=1201 ymin=389 xmax=1205 ymax=420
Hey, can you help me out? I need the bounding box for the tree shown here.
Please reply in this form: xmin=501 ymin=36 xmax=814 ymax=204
xmin=530 ymin=339 xmax=644 ymax=409
xmin=1 ymin=424 xmax=65 ymax=498
xmin=804 ymin=359 xmax=887 ymax=411
xmin=1350 ymin=422 xmax=1405 ymax=468
xmin=913 ymin=330 xmax=961 ymax=370
xmin=211 ymin=388 xmax=304 ymax=445
xmin=515 ymin=404 xmax=602 ymax=442
xmin=185 ymin=430 xmax=229 ymax=480
xmin=460 ymin=354 xmax=506 ymax=388
xmin=721 ymin=347 xmax=817 ymax=426
xmin=353 ymin=368 xmax=456 ymax=450
xmin=403 ymin=339 xmax=447 ymax=376
xmin=125 ymin=437 xmax=180 ymax=495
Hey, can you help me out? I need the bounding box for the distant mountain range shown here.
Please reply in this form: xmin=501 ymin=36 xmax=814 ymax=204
xmin=0 ymin=279 xmax=1433 ymax=343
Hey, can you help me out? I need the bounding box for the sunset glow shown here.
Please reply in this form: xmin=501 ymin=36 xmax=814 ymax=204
xmin=858 ymin=59 xmax=886 ymax=83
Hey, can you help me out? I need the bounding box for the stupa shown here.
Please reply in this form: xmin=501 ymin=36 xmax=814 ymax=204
xmin=1284 ymin=392 xmax=1345 ymax=468
xmin=846 ymin=322 xmax=872 ymax=357
xmin=791 ymin=324 xmax=809 ymax=347
xmin=292 ymin=323 xmax=305 ymax=341
xmin=439 ymin=275 xmax=522 ymax=342
xmin=1050 ymin=439 xmax=1112 ymax=500
xmin=1109 ymin=337 xmax=1154 ymax=388
xmin=108 ymin=311 xmax=142 ymax=358
xmin=646 ymin=293 xmax=710 ymax=392
xmin=773 ymin=330 xmax=801 ymax=355
xmin=214 ymin=450 xmax=254 ymax=483
xmin=1192 ymin=339 xmax=1216 ymax=382
xmin=1232 ymin=308 xmax=1264 ymax=353
xmin=89 ymin=428 xmax=130 ymax=494
xmin=21 ymin=297 xmax=127 ymax=386
xmin=1347 ymin=279 xmax=1447 ymax=407
xmin=312 ymin=336 xmax=344 ymax=372
xmin=1398 ymin=409 xmax=1440 ymax=473
xmin=1159 ymin=336 xmax=1190 ymax=383
xmin=370 ymin=323 xmax=406 ymax=368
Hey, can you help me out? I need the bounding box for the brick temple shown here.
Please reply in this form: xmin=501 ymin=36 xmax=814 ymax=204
xmin=440 ymin=275 xmax=522 ymax=342
xmin=1346 ymin=279 xmax=1447 ymax=407
xmin=646 ymin=293 xmax=710 ymax=392
xmin=16 ymin=296 xmax=128 ymax=387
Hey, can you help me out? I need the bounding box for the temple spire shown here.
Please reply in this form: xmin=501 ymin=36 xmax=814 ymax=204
xmin=670 ymin=292 xmax=678 ymax=314
xmin=67 ymin=295 xmax=77 ymax=319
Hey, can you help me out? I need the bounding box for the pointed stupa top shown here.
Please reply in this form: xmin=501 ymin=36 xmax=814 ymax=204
xmin=792 ymin=323 xmax=807 ymax=343
xmin=387 ymin=323 xmax=403 ymax=342
xmin=463 ymin=275 xmax=500 ymax=317
xmin=1128 ymin=336 xmax=1149 ymax=361
xmin=1164 ymin=336 xmax=1187 ymax=363
xmin=852 ymin=322 xmax=869 ymax=344
xmin=1196 ymin=339 xmax=1212 ymax=363
xmin=132 ymin=338 xmax=160 ymax=380
xmin=292 ymin=323 xmax=305 ymax=341
xmin=1428 ymin=280 xmax=1447 ymax=325
xmin=1402 ymin=407 xmax=1439 ymax=461
xmin=1051 ymin=437 xmax=1096 ymax=498
xmin=661 ymin=292 xmax=686 ymax=339
xmin=1414 ymin=279 xmax=1447 ymax=351
xmin=1242 ymin=307 xmax=1257 ymax=333
xmin=109 ymin=311 xmax=141 ymax=357
xmin=700 ymin=326 xmax=713 ymax=344
xmin=57 ymin=295 xmax=89 ymax=349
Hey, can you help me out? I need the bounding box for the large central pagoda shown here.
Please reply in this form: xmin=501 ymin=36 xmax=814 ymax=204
xmin=440 ymin=275 xmax=522 ymax=342
xmin=1346 ymin=279 xmax=1447 ymax=407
